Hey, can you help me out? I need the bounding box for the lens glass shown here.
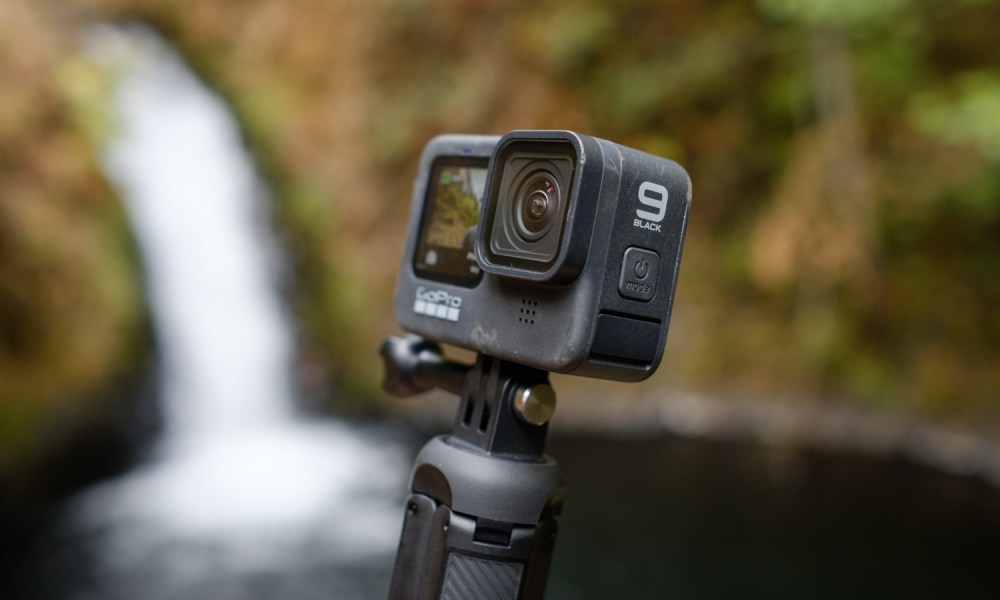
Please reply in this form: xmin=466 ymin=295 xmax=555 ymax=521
xmin=514 ymin=172 xmax=560 ymax=241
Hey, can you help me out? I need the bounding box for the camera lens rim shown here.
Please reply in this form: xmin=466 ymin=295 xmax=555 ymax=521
xmin=512 ymin=170 xmax=562 ymax=242
xmin=481 ymin=138 xmax=579 ymax=279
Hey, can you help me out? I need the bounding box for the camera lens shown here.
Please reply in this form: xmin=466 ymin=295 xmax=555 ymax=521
xmin=484 ymin=141 xmax=575 ymax=270
xmin=514 ymin=172 xmax=560 ymax=241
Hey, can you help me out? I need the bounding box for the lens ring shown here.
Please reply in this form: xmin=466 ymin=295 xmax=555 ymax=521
xmin=512 ymin=170 xmax=561 ymax=242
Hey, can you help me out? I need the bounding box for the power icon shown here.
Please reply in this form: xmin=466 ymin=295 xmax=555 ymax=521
xmin=633 ymin=258 xmax=649 ymax=280
xmin=618 ymin=247 xmax=660 ymax=302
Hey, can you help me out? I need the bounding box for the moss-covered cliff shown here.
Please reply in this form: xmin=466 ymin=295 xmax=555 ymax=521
xmin=0 ymin=1 xmax=145 ymax=488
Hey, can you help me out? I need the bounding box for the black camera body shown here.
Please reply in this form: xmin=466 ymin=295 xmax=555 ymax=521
xmin=393 ymin=130 xmax=690 ymax=382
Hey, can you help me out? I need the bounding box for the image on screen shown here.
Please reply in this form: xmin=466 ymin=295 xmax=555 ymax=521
xmin=414 ymin=157 xmax=489 ymax=286
xmin=414 ymin=158 xmax=489 ymax=286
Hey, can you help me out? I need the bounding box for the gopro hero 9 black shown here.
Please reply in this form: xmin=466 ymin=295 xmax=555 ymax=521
xmin=383 ymin=130 xmax=690 ymax=600
xmin=394 ymin=130 xmax=691 ymax=382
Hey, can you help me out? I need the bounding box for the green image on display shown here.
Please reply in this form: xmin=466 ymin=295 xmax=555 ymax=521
xmin=413 ymin=160 xmax=488 ymax=286
xmin=425 ymin=167 xmax=481 ymax=250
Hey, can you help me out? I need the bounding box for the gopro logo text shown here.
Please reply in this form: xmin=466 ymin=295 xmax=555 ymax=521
xmin=413 ymin=287 xmax=462 ymax=322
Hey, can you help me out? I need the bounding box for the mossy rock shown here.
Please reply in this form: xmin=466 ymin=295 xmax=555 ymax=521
xmin=0 ymin=1 xmax=147 ymax=491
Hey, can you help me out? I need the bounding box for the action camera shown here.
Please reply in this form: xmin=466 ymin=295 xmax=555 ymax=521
xmin=393 ymin=130 xmax=690 ymax=382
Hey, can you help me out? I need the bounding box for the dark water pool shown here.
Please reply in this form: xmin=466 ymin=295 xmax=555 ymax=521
xmin=548 ymin=435 xmax=1000 ymax=599
xmin=3 ymin=433 xmax=999 ymax=599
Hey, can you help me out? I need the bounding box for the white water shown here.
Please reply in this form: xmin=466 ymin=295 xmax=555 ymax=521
xmin=69 ymin=25 xmax=408 ymax=594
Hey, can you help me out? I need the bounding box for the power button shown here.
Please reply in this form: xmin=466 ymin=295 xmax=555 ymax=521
xmin=618 ymin=247 xmax=660 ymax=302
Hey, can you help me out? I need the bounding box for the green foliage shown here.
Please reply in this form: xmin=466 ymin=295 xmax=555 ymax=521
xmin=0 ymin=1 xmax=145 ymax=477
xmin=757 ymin=0 xmax=912 ymax=28
xmin=909 ymin=70 xmax=1000 ymax=163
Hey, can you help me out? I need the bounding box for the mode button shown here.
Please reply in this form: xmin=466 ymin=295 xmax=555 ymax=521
xmin=618 ymin=247 xmax=660 ymax=302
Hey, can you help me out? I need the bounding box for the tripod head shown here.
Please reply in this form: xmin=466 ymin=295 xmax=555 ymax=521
xmin=381 ymin=335 xmax=557 ymax=429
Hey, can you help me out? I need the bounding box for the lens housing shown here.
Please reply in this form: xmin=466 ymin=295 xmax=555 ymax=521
xmin=483 ymin=141 xmax=575 ymax=272
xmin=478 ymin=131 xmax=604 ymax=284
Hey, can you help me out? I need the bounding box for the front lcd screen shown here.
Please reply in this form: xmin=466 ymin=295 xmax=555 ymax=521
xmin=413 ymin=158 xmax=489 ymax=287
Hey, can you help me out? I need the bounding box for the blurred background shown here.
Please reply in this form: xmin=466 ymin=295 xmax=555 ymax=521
xmin=1 ymin=0 xmax=999 ymax=598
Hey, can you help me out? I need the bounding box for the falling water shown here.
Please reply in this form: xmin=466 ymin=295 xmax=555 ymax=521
xmin=49 ymin=24 xmax=409 ymax=599
xmin=93 ymin=24 xmax=292 ymax=435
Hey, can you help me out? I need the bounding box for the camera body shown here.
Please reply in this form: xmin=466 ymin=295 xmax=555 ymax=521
xmin=393 ymin=130 xmax=690 ymax=382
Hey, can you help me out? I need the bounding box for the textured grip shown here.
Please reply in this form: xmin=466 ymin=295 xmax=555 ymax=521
xmin=440 ymin=553 xmax=524 ymax=600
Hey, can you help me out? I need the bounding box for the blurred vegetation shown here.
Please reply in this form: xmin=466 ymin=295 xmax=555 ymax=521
xmin=1 ymin=0 xmax=998 ymax=460
xmin=0 ymin=1 xmax=145 ymax=484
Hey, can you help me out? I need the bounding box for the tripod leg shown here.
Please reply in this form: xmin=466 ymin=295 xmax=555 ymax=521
xmin=388 ymin=494 xmax=449 ymax=600
xmin=388 ymin=488 xmax=560 ymax=600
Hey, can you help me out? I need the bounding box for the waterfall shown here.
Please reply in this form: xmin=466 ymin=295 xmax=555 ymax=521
xmin=94 ymin=25 xmax=292 ymax=435
xmin=63 ymin=24 xmax=407 ymax=598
